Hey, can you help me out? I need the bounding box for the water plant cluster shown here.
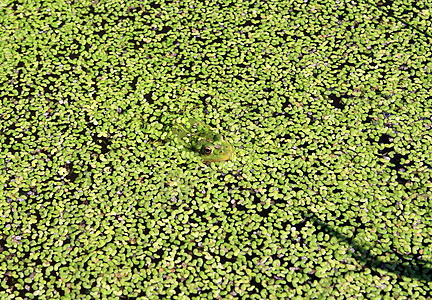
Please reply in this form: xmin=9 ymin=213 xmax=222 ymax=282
xmin=1 ymin=0 xmax=431 ymax=298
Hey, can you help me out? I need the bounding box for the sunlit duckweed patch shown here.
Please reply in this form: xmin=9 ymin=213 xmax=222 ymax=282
xmin=1 ymin=0 xmax=431 ymax=298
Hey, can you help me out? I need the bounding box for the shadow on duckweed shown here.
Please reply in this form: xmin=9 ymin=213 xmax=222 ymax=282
xmin=306 ymin=214 xmax=431 ymax=282
xmin=365 ymin=0 xmax=432 ymax=39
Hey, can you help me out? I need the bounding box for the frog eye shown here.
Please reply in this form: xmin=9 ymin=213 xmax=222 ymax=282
xmin=202 ymin=146 xmax=213 ymax=155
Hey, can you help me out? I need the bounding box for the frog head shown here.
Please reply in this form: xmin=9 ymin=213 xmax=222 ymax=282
xmin=192 ymin=133 xmax=234 ymax=162
xmin=171 ymin=120 xmax=234 ymax=162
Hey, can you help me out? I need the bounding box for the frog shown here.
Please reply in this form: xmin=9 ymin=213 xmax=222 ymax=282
xmin=171 ymin=119 xmax=234 ymax=163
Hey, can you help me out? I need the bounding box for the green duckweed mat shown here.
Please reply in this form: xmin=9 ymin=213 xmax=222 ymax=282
xmin=1 ymin=0 xmax=431 ymax=299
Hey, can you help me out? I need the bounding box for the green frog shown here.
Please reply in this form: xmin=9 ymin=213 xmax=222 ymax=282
xmin=171 ymin=119 xmax=234 ymax=162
